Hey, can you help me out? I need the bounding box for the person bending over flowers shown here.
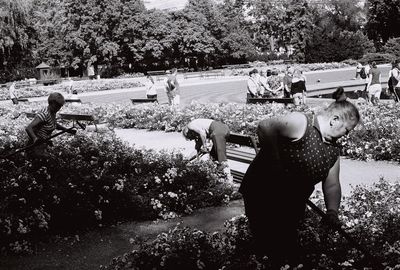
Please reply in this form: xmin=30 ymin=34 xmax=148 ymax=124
xmin=239 ymin=88 xmax=360 ymax=268
xmin=25 ymin=92 xmax=76 ymax=158
xmin=182 ymin=118 xmax=232 ymax=179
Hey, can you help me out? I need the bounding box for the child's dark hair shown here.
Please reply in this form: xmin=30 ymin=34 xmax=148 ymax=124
xmin=326 ymin=87 xmax=360 ymax=123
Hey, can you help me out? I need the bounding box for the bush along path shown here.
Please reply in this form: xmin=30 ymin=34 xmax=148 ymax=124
xmin=103 ymin=180 xmax=400 ymax=270
xmin=0 ymin=131 xmax=236 ymax=254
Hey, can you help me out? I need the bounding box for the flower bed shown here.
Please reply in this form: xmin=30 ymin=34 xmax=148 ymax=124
xmin=2 ymin=100 xmax=400 ymax=162
xmin=0 ymin=128 xmax=234 ymax=253
xmin=1 ymin=100 xmax=400 ymax=254
xmin=104 ymin=180 xmax=400 ymax=269
xmin=0 ymin=78 xmax=144 ymax=100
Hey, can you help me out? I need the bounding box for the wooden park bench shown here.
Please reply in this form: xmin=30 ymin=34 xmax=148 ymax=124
xmin=226 ymin=132 xmax=259 ymax=183
xmin=183 ymin=72 xmax=203 ymax=79
xmin=65 ymin=98 xmax=82 ymax=103
xmin=58 ymin=113 xmax=100 ymax=130
xmin=147 ymin=70 xmax=166 ymax=81
xmin=247 ymin=97 xmax=294 ymax=105
xmin=25 ymin=112 xmax=101 ymax=132
xmin=202 ymin=70 xmax=224 ymax=78
xmin=130 ymin=98 xmax=158 ymax=104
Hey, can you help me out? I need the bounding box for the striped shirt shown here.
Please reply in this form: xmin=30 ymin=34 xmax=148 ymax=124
xmin=33 ymin=107 xmax=56 ymax=140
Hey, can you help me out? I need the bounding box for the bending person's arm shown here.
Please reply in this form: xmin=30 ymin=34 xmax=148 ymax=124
xmin=25 ymin=117 xmax=44 ymax=143
xmin=322 ymin=157 xmax=341 ymax=213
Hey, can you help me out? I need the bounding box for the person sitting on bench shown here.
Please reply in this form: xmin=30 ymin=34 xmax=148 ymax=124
xmin=247 ymin=69 xmax=261 ymax=98
xmin=25 ymin=92 xmax=76 ymax=158
xmin=182 ymin=119 xmax=232 ymax=179
xmin=239 ymin=88 xmax=360 ymax=267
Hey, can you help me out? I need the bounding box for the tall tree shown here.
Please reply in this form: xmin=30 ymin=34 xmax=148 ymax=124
xmin=0 ymin=0 xmax=34 ymax=70
xmin=365 ymin=0 xmax=400 ymax=48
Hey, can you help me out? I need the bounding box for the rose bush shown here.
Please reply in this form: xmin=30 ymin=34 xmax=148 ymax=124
xmin=0 ymin=128 xmax=234 ymax=253
xmin=2 ymin=100 xmax=400 ymax=162
xmin=104 ymin=180 xmax=400 ymax=270
xmin=0 ymin=78 xmax=144 ymax=100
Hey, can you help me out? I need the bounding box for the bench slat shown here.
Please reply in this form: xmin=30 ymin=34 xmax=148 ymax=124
xmin=65 ymin=99 xmax=82 ymax=103
xmin=247 ymin=97 xmax=294 ymax=104
xmin=131 ymin=98 xmax=158 ymax=104
xmin=59 ymin=113 xmax=95 ymax=122
xmin=226 ymin=149 xmax=255 ymax=163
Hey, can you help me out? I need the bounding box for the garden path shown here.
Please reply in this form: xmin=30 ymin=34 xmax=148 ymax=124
xmin=115 ymin=128 xmax=400 ymax=197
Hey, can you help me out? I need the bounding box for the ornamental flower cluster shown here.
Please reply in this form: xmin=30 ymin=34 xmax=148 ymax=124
xmin=0 ymin=78 xmax=143 ymax=100
xmin=104 ymin=180 xmax=400 ymax=269
xmin=0 ymin=130 xmax=234 ymax=253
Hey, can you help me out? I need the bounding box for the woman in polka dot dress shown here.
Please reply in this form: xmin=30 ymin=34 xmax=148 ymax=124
xmin=239 ymin=88 xmax=360 ymax=268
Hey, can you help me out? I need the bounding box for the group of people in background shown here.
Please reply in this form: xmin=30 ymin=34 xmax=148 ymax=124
xmin=144 ymin=68 xmax=180 ymax=106
xmin=247 ymin=66 xmax=307 ymax=106
xmin=355 ymin=60 xmax=400 ymax=105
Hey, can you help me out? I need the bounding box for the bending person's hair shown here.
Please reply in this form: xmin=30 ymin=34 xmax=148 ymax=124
xmin=325 ymin=87 xmax=360 ymax=123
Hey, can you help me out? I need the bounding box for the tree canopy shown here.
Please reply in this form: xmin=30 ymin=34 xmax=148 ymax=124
xmin=0 ymin=0 xmax=399 ymax=80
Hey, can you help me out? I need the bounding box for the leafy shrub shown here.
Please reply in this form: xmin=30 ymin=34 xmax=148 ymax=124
xmin=104 ymin=180 xmax=400 ymax=269
xmin=358 ymin=52 xmax=396 ymax=65
xmin=0 ymin=130 xmax=234 ymax=253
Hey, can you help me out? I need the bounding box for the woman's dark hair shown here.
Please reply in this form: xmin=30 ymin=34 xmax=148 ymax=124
xmin=371 ymin=61 xmax=377 ymax=68
xmin=326 ymin=87 xmax=360 ymax=123
xmin=332 ymin=87 xmax=346 ymax=101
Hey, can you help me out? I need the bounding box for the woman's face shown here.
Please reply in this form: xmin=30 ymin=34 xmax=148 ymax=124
xmin=325 ymin=117 xmax=358 ymax=143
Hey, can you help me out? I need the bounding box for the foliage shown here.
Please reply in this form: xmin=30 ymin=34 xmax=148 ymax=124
xmin=358 ymin=52 xmax=397 ymax=65
xmin=305 ymin=30 xmax=375 ymax=63
xmin=382 ymin=37 xmax=400 ymax=60
xmin=0 ymin=78 xmax=143 ymax=100
xmin=0 ymin=128 xmax=234 ymax=253
xmin=104 ymin=180 xmax=400 ymax=269
xmin=365 ymin=0 xmax=400 ymax=48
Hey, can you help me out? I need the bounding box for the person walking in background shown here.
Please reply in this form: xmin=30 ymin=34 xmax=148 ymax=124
xmin=164 ymin=68 xmax=180 ymax=106
xmin=9 ymin=81 xmax=18 ymax=105
xmin=362 ymin=62 xmax=371 ymax=92
xmin=247 ymin=69 xmax=261 ymax=98
xmin=388 ymin=60 xmax=400 ymax=102
xmin=354 ymin=62 xmax=363 ymax=79
xmin=239 ymin=88 xmax=360 ymax=268
xmin=366 ymin=61 xmax=382 ymax=105
xmin=291 ymin=68 xmax=307 ymax=105
xmin=25 ymin=92 xmax=76 ymax=158
xmin=145 ymin=74 xmax=157 ymax=99
xmin=182 ymin=118 xmax=232 ymax=180
xmin=65 ymin=77 xmax=73 ymax=95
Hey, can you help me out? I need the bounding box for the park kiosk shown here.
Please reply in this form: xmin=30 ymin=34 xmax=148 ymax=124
xmin=36 ymin=62 xmax=51 ymax=81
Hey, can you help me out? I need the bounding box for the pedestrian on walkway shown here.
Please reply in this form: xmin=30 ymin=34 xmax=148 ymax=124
xmin=164 ymin=68 xmax=180 ymax=106
xmin=366 ymin=61 xmax=382 ymax=105
xmin=145 ymin=75 xmax=157 ymax=99
xmin=182 ymin=118 xmax=231 ymax=178
xmin=9 ymin=81 xmax=18 ymax=105
xmin=239 ymin=88 xmax=360 ymax=268
xmin=389 ymin=60 xmax=400 ymax=102
xmin=290 ymin=68 xmax=307 ymax=105
xmin=25 ymin=92 xmax=76 ymax=158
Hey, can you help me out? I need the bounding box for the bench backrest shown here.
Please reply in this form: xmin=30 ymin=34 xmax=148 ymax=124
xmin=247 ymin=97 xmax=294 ymax=104
xmin=65 ymin=99 xmax=82 ymax=103
xmin=59 ymin=113 xmax=95 ymax=122
xmin=227 ymin=132 xmax=259 ymax=153
xmin=131 ymin=98 xmax=158 ymax=104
